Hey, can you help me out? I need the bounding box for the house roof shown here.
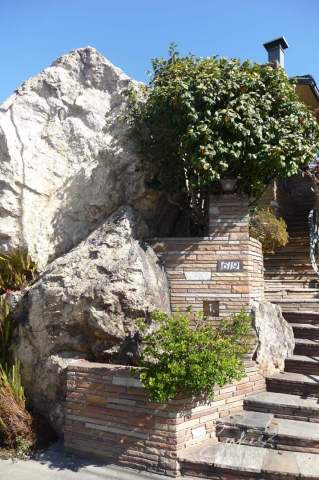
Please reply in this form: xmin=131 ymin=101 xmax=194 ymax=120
xmin=295 ymin=75 xmax=319 ymax=118
xmin=296 ymin=75 xmax=319 ymax=101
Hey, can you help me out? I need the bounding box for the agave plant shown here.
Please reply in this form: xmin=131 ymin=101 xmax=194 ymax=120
xmin=0 ymin=249 xmax=37 ymax=292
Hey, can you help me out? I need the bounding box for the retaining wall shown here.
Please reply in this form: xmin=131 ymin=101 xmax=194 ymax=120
xmin=65 ymin=360 xmax=266 ymax=476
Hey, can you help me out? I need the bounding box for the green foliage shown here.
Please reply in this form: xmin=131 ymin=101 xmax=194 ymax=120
xmin=0 ymin=361 xmax=25 ymax=408
xmin=250 ymin=208 xmax=289 ymax=254
xmin=0 ymin=297 xmax=30 ymax=453
xmin=126 ymin=47 xmax=319 ymax=208
xmin=14 ymin=436 xmax=33 ymax=459
xmin=0 ymin=249 xmax=37 ymax=292
xmin=0 ymin=359 xmax=33 ymax=453
xmin=136 ymin=309 xmax=252 ymax=403
xmin=0 ymin=298 xmax=13 ymax=366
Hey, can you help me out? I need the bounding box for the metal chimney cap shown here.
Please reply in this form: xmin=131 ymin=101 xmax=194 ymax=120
xmin=263 ymin=36 xmax=289 ymax=51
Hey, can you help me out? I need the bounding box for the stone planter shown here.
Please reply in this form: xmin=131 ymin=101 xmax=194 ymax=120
xmin=64 ymin=360 xmax=265 ymax=476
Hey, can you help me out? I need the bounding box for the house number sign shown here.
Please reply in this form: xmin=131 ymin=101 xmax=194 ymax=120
xmin=217 ymin=260 xmax=243 ymax=272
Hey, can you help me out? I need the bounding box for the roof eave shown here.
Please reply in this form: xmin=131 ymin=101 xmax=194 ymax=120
xmin=294 ymin=75 xmax=319 ymax=102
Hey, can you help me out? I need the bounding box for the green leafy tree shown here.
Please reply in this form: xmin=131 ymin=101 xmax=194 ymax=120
xmin=136 ymin=310 xmax=252 ymax=403
xmin=126 ymin=47 xmax=319 ymax=224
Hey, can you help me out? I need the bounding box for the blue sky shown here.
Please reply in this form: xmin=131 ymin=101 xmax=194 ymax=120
xmin=1 ymin=0 xmax=318 ymax=103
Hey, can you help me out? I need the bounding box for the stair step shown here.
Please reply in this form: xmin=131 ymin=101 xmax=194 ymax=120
xmin=265 ymin=260 xmax=311 ymax=264
xmin=272 ymin=301 xmax=319 ymax=313
xmin=284 ymin=312 xmax=319 ymax=325
xmin=265 ymin=252 xmax=310 ymax=257
xmin=265 ymin=267 xmax=314 ymax=273
xmin=244 ymin=391 xmax=319 ymax=422
xmin=267 ymin=372 xmax=319 ymax=397
xmin=291 ymin=323 xmax=319 ymax=340
xmin=265 ymin=270 xmax=315 ymax=278
xmin=266 ymin=291 xmax=319 ymax=301
xmin=265 ymin=270 xmax=316 ymax=274
xmin=179 ymin=442 xmax=319 ymax=479
xmin=266 ymin=288 xmax=319 ymax=293
xmin=295 ymin=339 xmax=319 ymax=356
xmin=285 ymin=355 xmax=319 ymax=375
xmin=216 ymin=411 xmax=319 ymax=453
xmin=265 ymin=280 xmax=318 ymax=285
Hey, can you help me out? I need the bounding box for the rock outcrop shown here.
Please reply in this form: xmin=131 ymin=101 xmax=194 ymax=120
xmin=0 ymin=47 xmax=150 ymax=267
xmin=251 ymin=301 xmax=295 ymax=375
xmin=13 ymin=206 xmax=170 ymax=433
xmin=1 ymin=46 xmax=293 ymax=439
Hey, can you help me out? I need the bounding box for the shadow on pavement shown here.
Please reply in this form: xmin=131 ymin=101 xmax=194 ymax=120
xmin=33 ymin=441 xmax=104 ymax=471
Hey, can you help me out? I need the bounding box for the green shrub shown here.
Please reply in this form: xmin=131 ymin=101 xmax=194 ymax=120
xmin=0 ymin=249 xmax=37 ymax=292
xmin=0 ymin=360 xmax=34 ymax=452
xmin=0 ymin=361 xmax=25 ymax=408
xmin=0 ymin=297 xmax=33 ymax=453
xmin=0 ymin=298 xmax=13 ymax=366
xmin=250 ymin=208 xmax=289 ymax=254
xmin=136 ymin=309 xmax=252 ymax=403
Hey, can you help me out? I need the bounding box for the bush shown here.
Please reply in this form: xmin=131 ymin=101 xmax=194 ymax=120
xmin=126 ymin=47 xmax=319 ymax=224
xmin=0 ymin=361 xmax=34 ymax=452
xmin=0 ymin=249 xmax=37 ymax=292
xmin=136 ymin=310 xmax=252 ymax=403
xmin=0 ymin=297 xmax=41 ymax=454
xmin=0 ymin=297 xmax=13 ymax=366
xmin=0 ymin=296 xmax=33 ymax=452
xmin=250 ymin=208 xmax=289 ymax=254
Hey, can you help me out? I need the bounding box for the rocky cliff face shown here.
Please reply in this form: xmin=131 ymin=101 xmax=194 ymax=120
xmin=0 ymin=48 xmax=173 ymax=434
xmin=12 ymin=206 xmax=170 ymax=433
xmin=0 ymin=47 xmax=149 ymax=267
xmin=0 ymin=47 xmax=292 ymax=437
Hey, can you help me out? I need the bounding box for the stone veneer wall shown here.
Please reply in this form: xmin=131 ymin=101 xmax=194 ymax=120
xmin=257 ymin=179 xmax=276 ymax=208
xmin=152 ymin=194 xmax=264 ymax=318
xmin=65 ymin=360 xmax=266 ymax=476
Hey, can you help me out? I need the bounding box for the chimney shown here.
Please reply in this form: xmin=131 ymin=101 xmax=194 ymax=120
xmin=263 ymin=36 xmax=289 ymax=68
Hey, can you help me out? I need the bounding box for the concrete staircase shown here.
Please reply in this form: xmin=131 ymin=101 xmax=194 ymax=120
xmin=179 ymin=313 xmax=319 ymax=479
xmin=266 ymin=311 xmax=319 ymax=392
xmin=179 ymin=441 xmax=319 ymax=479
xmin=264 ymin=191 xmax=319 ymax=311
xmin=210 ymin=311 xmax=319 ymax=468
xmin=179 ymin=198 xmax=319 ymax=478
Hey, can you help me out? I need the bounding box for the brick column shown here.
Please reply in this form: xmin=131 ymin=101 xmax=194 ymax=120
xmin=208 ymin=193 xmax=249 ymax=240
xmin=152 ymin=194 xmax=264 ymax=318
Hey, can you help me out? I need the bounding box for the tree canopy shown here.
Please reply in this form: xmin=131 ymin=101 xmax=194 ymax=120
xmin=126 ymin=47 xmax=319 ymax=203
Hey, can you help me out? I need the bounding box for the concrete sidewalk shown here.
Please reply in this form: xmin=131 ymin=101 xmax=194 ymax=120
xmin=0 ymin=442 xmax=169 ymax=480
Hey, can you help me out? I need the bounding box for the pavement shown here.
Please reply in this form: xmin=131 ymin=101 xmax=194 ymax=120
xmin=0 ymin=442 xmax=169 ymax=480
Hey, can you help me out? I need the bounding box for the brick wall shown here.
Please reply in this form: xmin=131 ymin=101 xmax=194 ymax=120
xmin=152 ymin=194 xmax=264 ymax=318
xmin=208 ymin=193 xmax=249 ymax=239
xmin=65 ymin=360 xmax=266 ymax=476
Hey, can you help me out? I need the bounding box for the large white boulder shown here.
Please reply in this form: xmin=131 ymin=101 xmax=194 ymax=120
xmin=0 ymin=47 xmax=147 ymax=267
xmin=13 ymin=206 xmax=170 ymax=433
